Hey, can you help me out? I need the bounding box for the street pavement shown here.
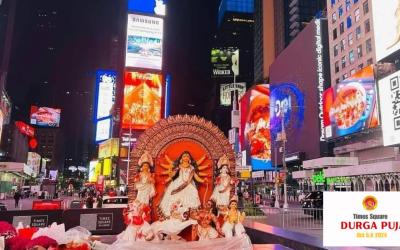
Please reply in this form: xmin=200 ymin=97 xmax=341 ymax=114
xmin=0 ymin=195 xmax=78 ymax=210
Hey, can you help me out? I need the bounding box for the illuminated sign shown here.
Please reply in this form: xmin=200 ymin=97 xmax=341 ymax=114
xmin=98 ymin=138 xmax=120 ymax=159
xmin=378 ymin=70 xmax=400 ymax=146
xmin=220 ymin=82 xmax=246 ymax=106
xmin=122 ymin=71 xmax=162 ymax=130
xmin=49 ymin=170 xmax=58 ymax=181
xmin=30 ymin=106 xmax=61 ymax=127
xmin=315 ymin=19 xmax=326 ymax=141
xmin=127 ymin=0 xmax=166 ymax=16
xmin=95 ymin=70 xmax=116 ymax=120
xmin=372 ymin=0 xmax=400 ymax=61
xmin=15 ymin=121 xmax=35 ymax=137
xmin=325 ymin=66 xmax=379 ymax=138
xmin=126 ymin=14 xmax=163 ymax=70
xmin=95 ymin=117 xmax=112 ymax=142
xmin=103 ymin=158 xmax=112 ymax=176
xmin=89 ymin=160 xmax=98 ymax=182
xmin=27 ymin=152 xmax=41 ymax=177
xmin=311 ymin=170 xmax=325 ymax=184
xmin=211 ymin=47 xmax=239 ymax=77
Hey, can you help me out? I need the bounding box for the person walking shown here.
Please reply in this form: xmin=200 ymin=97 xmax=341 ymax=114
xmin=14 ymin=190 xmax=21 ymax=208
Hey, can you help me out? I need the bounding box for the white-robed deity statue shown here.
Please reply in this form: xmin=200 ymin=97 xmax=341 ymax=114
xmin=211 ymin=154 xmax=233 ymax=209
xmin=159 ymin=151 xmax=210 ymax=217
xmin=134 ymin=151 xmax=156 ymax=205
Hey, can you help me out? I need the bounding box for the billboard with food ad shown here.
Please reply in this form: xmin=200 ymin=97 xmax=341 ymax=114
xmin=239 ymin=84 xmax=272 ymax=171
xmin=324 ymin=65 xmax=379 ymax=139
xmin=122 ymin=71 xmax=162 ymax=130
xmin=30 ymin=106 xmax=61 ymax=127
xmin=372 ymin=0 xmax=400 ymax=61
xmin=126 ymin=14 xmax=163 ymax=70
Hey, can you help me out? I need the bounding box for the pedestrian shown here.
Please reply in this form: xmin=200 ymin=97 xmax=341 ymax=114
xmin=96 ymin=194 xmax=103 ymax=208
xmin=86 ymin=194 xmax=94 ymax=208
xmin=14 ymin=190 xmax=21 ymax=208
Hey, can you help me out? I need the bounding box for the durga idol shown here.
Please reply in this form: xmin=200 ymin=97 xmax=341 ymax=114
xmin=159 ymin=151 xmax=210 ymax=217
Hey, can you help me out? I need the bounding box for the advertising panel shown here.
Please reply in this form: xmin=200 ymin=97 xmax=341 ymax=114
xmin=211 ymin=47 xmax=239 ymax=77
xmin=378 ymin=70 xmax=400 ymax=146
xmin=372 ymin=0 xmax=400 ymax=61
xmin=220 ymin=82 xmax=246 ymax=106
xmin=103 ymin=158 xmax=112 ymax=176
xmin=15 ymin=121 xmax=35 ymax=137
xmin=95 ymin=117 xmax=112 ymax=143
xmin=127 ymin=0 xmax=166 ymax=16
xmin=27 ymin=152 xmax=41 ymax=177
xmin=1 ymin=90 xmax=11 ymax=125
xmin=98 ymin=138 xmax=120 ymax=159
xmin=30 ymin=106 xmax=61 ymax=127
xmin=126 ymin=14 xmax=163 ymax=70
xmin=324 ymin=66 xmax=379 ymax=139
xmin=239 ymin=84 xmax=272 ymax=171
xmin=122 ymin=71 xmax=162 ymax=130
xmin=49 ymin=170 xmax=58 ymax=181
xmin=89 ymin=160 xmax=98 ymax=182
xmin=95 ymin=70 xmax=116 ymax=120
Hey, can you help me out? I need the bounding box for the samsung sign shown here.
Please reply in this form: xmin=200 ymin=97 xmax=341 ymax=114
xmin=95 ymin=70 xmax=116 ymax=120
xmin=315 ymin=19 xmax=326 ymax=142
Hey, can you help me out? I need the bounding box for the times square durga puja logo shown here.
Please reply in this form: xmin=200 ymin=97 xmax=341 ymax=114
xmin=363 ymin=195 xmax=378 ymax=211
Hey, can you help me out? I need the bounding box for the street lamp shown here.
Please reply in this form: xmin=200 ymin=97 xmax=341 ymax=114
xmin=276 ymin=111 xmax=288 ymax=209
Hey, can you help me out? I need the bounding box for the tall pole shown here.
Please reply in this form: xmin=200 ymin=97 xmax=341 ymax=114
xmin=281 ymin=111 xmax=289 ymax=209
xmin=274 ymin=144 xmax=280 ymax=208
xmin=126 ymin=116 xmax=132 ymax=189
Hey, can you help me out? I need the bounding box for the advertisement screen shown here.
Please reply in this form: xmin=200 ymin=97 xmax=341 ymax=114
xmin=27 ymin=152 xmax=41 ymax=177
xmin=89 ymin=160 xmax=98 ymax=182
xmin=95 ymin=70 xmax=116 ymax=120
xmin=372 ymin=0 xmax=400 ymax=61
xmin=211 ymin=47 xmax=239 ymax=77
xmin=378 ymin=70 xmax=400 ymax=146
xmin=95 ymin=117 xmax=112 ymax=142
xmin=127 ymin=0 xmax=166 ymax=16
xmin=126 ymin=14 xmax=163 ymax=70
xmin=239 ymin=84 xmax=272 ymax=171
xmin=324 ymin=66 xmax=379 ymax=139
xmin=98 ymin=138 xmax=119 ymax=159
xmin=220 ymin=82 xmax=246 ymax=106
xmin=122 ymin=71 xmax=162 ymax=130
xmin=49 ymin=170 xmax=58 ymax=181
xmin=30 ymin=106 xmax=61 ymax=127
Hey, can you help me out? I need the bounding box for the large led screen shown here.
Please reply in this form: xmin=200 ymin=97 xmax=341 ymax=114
xmin=95 ymin=70 xmax=116 ymax=120
xmin=324 ymin=66 xmax=379 ymax=138
xmin=126 ymin=14 xmax=163 ymax=70
xmin=95 ymin=117 xmax=112 ymax=142
xmin=127 ymin=0 xmax=166 ymax=16
xmin=122 ymin=71 xmax=162 ymax=130
xmin=378 ymin=70 xmax=400 ymax=146
xmin=239 ymin=84 xmax=272 ymax=171
xmin=211 ymin=47 xmax=239 ymax=77
xmin=30 ymin=106 xmax=61 ymax=127
xmin=372 ymin=0 xmax=400 ymax=61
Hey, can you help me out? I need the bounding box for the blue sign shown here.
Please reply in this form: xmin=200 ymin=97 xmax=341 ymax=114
xmin=128 ymin=0 xmax=166 ymax=16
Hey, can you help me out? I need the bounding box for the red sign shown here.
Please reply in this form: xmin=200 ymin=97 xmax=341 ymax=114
xmin=15 ymin=121 xmax=35 ymax=137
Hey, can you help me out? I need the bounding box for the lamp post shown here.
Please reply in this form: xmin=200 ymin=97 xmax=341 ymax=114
xmin=274 ymin=145 xmax=280 ymax=208
xmin=280 ymin=111 xmax=289 ymax=210
xmin=126 ymin=113 xmax=133 ymax=188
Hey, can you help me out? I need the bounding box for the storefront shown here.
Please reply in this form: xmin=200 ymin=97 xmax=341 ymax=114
xmin=0 ymin=162 xmax=34 ymax=198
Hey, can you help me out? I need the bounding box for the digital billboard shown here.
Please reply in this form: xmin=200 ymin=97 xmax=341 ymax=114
xmin=27 ymin=152 xmax=41 ymax=177
xmin=220 ymin=82 xmax=246 ymax=106
xmin=122 ymin=71 xmax=162 ymax=130
xmin=372 ymin=0 xmax=400 ymax=61
xmin=127 ymin=0 xmax=166 ymax=16
xmin=95 ymin=117 xmax=112 ymax=142
xmin=239 ymin=84 xmax=272 ymax=171
xmin=30 ymin=106 xmax=61 ymax=127
xmin=49 ymin=170 xmax=58 ymax=181
xmin=211 ymin=47 xmax=239 ymax=77
xmin=89 ymin=160 xmax=98 ymax=182
xmin=95 ymin=70 xmax=116 ymax=120
xmin=324 ymin=66 xmax=379 ymax=139
xmin=126 ymin=14 xmax=163 ymax=70
xmin=378 ymin=70 xmax=400 ymax=146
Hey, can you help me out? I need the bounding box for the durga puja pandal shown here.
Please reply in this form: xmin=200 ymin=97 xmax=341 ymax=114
xmin=0 ymin=115 xmax=252 ymax=250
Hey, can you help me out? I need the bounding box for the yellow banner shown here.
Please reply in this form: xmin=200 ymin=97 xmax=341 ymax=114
xmin=103 ymin=158 xmax=112 ymax=176
xmin=98 ymin=138 xmax=120 ymax=159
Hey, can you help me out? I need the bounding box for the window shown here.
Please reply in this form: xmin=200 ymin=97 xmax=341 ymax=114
xmin=340 ymin=22 xmax=345 ymax=34
xmin=367 ymin=58 xmax=373 ymax=65
xmin=350 ymin=69 xmax=356 ymax=75
xmin=357 ymin=44 xmax=363 ymax=58
xmin=363 ymin=1 xmax=369 ymax=14
xmin=333 ymin=28 xmax=338 ymax=39
xmin=340 ymin=39 xmax=346 ymax=52
xmin=346 ymin=0 xmax=351 ymax=11
xmin=365 ymin=19 xmax=370 ymax=33
xmin=347 ymin=16 xmax=352 ymax=28
xmin=334 ymin=44 xmax=339 ymax=56
xmin=335 ymin=61 xmax=340 ymax=73
xmin=356 ymin=26 xmax=362 ymax=39
xmin=343 ymin=73 xmax=348 ymax=80
xmin=355 ymin=8 xmax=360 ymax=22
xmin=358 ymin=63 xmax=364 ymax=69
xmin=348 ymin=32 xmax=353 ymax=45
xmin=342 ymin=55 xmax=347 ymax=68
xmin=349 ymin=50 xmax=355 ymax=64
xmin=339 ymin=5 xmax=344 ymax=17
xmin=366 ymin=38 xmax=372 ymax=53
xmin=332 ymin=12 xmax=337 ymax=23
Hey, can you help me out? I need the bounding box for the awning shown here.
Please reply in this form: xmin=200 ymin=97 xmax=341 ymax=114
xmin=303 ymin=157 xmax=359 ymax=169
xmin=324 ymin=160 xmax=400 ymax=177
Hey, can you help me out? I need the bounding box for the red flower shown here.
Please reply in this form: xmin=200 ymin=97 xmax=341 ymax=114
xmin=25 ymin=236 xmax=58 ymax=249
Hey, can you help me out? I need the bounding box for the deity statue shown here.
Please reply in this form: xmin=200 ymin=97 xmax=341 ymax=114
xmin=159 ymin=151 xmax=210 ymax=217
xmin=211 ymin=154 xmax=233 ymax=210
xmin=221 ymin=197 xmax=246 ymax=238
xmin=134 ymin=151 xmax=156 ymax=205
xmin=192 ymin=200 xmax=222 ymax=241
xmin=118 ymin=200 xmax=154 ymax=242
xmin=151 ymin=200 xmax=198 ymax=241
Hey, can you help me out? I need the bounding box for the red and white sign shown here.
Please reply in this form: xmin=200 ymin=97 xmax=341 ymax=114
xmin=15 ymin=121 xmax=35 ymax=137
